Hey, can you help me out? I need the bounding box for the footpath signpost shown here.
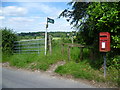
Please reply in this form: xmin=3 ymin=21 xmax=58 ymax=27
xmin=99 ymin=32 xmax=110 ymax=77
xmin=45 ymin=17 xmax=54 ymax=55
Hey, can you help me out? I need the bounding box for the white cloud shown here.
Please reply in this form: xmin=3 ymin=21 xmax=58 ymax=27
xmin=32 ymin=16 xmax=42 ymax=19
xmin=2 ymin=6 xmax=28 ymax=16
xmin=48 ymin=18 xmax=74 ymax=32
xmin=9 ymin=17 xmax=34 ymax=22
xmin=2 ymin=16 xmax=74 ymax=33
xmin=0 ymin=9 xmax=2 ymax=15
xmin=39 ymin=4 xmax=60 ymax=16
xmin=0 ymin=16 xmax=5 ymax=20
xmin=20 ymin=3 xmax=62 ymax=17
xmin=2 ymin=16 xmax=42 ymax=32
xmin=1 ymin=2 xmax=74 ymax=32
xmin=39 ymin=22 xmax=46 ymax=25
xmin=2 ymin=0 xmax=70 ymax=2
xmin=40 ymin=5 xmax=62 ymax=17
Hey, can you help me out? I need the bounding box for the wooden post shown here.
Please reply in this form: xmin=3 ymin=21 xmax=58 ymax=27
xmin=19 ymin=42 xmax=20 ymax=54
xmin=71 ymin=36 xmax=74 ymax=44
xmin=49 ymin=35 xmax=52 ymax=55
xmin=61 ymin=44 xmax=64 ymax=55
xmin=68 ymin=46 xmax=71 ymax=61
xmin=38 ymin=40 xmax=40 ymax=54
xmin=80 ymin=47 xmax=83 ymax=61
xmin=90 ymin=48 xmax=94 ymax=60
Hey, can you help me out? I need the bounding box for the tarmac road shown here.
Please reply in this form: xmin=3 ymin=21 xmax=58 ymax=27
xmin=2 ymin=67 xmax=95 ymax=88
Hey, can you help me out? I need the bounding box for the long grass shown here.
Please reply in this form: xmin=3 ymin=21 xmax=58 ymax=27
xmin=55 ymin=61 xmax=119 ymax=85
xmin=55 ymin=61 xmax=105 ymax=81
xmin=3 ymin=39 xmax=67 ymax=71
xmin=2 ymin=39 xmax=119 ymax=86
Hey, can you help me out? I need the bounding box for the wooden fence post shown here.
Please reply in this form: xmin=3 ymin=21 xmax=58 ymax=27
xmin=68 ymin=46 xmax=71 ymax=61
xmin=61 ymin=43 xmax=85 ymax=62
xmin=89 ymin=48 xmax=94 ymax=60
xmin=80 ymin=47 xmax=83 ymax=61
xmin=71 ymin=36 xmax=74 ymax=44
xmin=61 ymin=44 xmax=64 ymax=55
xmin=49 ymin=35 xmax=52 ymax=55
xmin=19 ymin=42 xmax=20 ymax=54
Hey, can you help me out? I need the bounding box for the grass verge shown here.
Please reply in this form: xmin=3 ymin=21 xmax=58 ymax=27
xmin=2 ymin=39 xmax=119 ymax=87
xmin=2 ymin=43 xmax=67 ymax=71
xmin=55 ymin=61 xmax=119 ymax=87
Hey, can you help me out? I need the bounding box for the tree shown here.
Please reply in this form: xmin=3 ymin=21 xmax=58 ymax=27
xmin=59 ymin=2 xmax=120 ymax=54
xmin=59 ymin=2 xmax=120 ymax=68
xmin=2 ymin=28 xmax=18 ymax=54
xmin=59 ymin=2 xmax=90 ymax=27
xmin=86 ymin=2 xmax=120 ymax=57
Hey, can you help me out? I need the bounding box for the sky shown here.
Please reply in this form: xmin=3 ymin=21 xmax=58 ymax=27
xmin=0 ymin=0 xmax=76 ymax=33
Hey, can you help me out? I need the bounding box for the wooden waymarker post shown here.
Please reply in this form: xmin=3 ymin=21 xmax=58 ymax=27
xmin=45 ymin=17 xmax=54 ymax=55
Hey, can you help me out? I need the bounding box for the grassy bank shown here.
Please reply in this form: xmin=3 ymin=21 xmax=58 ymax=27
xmin=2 ymin=39 xmax=119 ymax=87
xmin=9 ymin=53 xmax=65 ymax=71
xmin=55 ymin=61 xmax=119 ymax=86
xmin=2 ymin=41 xmax=67 ymax=71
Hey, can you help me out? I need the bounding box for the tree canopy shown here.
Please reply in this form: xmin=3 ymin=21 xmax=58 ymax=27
xmin=59 ymin=2 xmax=120 ymax=57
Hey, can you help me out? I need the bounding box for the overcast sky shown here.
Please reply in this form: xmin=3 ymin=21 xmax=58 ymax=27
xmin=0 ymin=0 xmax=76 ymax=33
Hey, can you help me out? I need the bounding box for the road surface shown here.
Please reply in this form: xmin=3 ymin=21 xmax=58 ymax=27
xmin=2 ymin=67 xmax=95 ymax=88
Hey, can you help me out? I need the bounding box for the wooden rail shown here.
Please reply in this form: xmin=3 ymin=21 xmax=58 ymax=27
xmin=61 ymin=43 xmax=85 ymax=62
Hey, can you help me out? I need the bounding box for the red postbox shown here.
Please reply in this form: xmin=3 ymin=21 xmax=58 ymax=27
xmin=99 ymin=32 xmax=110 ymax=52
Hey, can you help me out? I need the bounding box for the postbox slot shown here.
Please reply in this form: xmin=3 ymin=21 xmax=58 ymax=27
xmin=100 ymin=35 xmax=107 ymax=37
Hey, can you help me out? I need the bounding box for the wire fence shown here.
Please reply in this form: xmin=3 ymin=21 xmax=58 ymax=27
xmin=14 ymin=39 xmax=45 ymax=54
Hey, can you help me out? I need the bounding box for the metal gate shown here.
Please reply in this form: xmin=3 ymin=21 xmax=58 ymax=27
xmin=14 ymin=39 xmax=45 ymax=54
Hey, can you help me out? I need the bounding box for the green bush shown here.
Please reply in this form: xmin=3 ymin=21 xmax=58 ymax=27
xmin=2 ymin=28 xmax=18 ymax=54
xmin=109 ymin=55 xmax=120 ymax=70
